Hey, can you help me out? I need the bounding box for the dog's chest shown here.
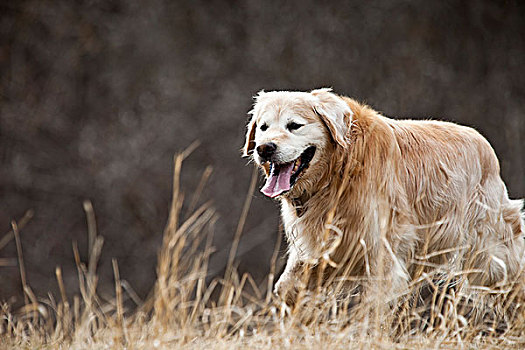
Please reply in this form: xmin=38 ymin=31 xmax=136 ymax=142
xmin=280 ymin=199 xmax=324 ymax=261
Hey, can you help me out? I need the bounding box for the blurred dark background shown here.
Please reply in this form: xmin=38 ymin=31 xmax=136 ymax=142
xmin=1 ymin=0 xmax=524 ymax=303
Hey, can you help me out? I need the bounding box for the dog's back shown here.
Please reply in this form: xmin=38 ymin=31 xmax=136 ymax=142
xmin=382 ymin=116 xmax=525 ymax=286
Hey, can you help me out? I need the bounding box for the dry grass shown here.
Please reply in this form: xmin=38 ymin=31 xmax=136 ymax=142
xmin=1 ymin=151 xmax=525 ymax=349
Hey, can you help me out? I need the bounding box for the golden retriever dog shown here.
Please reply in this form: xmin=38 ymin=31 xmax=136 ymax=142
xmin=243 ymin=88 xmax=525 ymax=307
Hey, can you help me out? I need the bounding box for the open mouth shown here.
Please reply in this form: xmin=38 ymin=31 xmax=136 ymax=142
xmin=260 ymin=146 xmax=316 ymax=198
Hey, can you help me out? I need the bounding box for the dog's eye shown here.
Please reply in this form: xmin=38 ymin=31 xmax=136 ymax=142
xmin=260 ymin=123 xmax=268 ymax=131
xmin=287 ymin=122 xmax=304 ymax=131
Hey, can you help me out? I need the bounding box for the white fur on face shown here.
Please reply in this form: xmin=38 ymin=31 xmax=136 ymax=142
xmin=251 ymin=92 xmax=328 ymax=168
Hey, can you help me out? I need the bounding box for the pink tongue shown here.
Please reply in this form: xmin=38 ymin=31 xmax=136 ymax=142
xmin=261 ymin=163 xmax=294 ymax=198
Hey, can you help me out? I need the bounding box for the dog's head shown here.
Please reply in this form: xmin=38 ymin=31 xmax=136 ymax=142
xmin=243 ymin=88 xmax=353 ymax=198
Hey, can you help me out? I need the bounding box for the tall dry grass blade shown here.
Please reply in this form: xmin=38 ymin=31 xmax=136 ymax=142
xmin=188 ymin=165 xmax=213 ymax=216
xmin=0 ymin=210 xmax=33 ymax=251
xmin=112 ymin=258 xmax=127 ymax=345
xmin=72 ymin=239 xmax=107 ymax=331
xmin=225 ymin=166 xmax=258 ymax=279
xmin=164 ymin=153 xmax=184 ymax=239
xmin=154 ymin=150 xmax=210 ymax=324
xmin=180 ymin=140 xmax=201 ymax=160
xmin=73 ymin=295 xmax=80 ymax=330
xmin=266 ymin=223 xmax=283 ymax=304
xmin=188 ymin=217 xmax=217 ymax=324
xmin=162 ymin=142 xmax=201 ymax=238
xmin=308 ymin=150 xmax=355 ymax=312
xmin=55 ymin=266 xmax=68 ymax=306
xmin=23 ymin=285 xmax=46 ymax=319
xmin=54 ymin=266 xmax=72 ymax=342
xmin=121 ymin=280 xmax=143 ymax=307
xmin=87 ymin=236 xmax=104 ymax=283
xmin=83 ymin=200 xmax=97 ymax=263
xmin=12 ymin=220 xmax=29 ymax=306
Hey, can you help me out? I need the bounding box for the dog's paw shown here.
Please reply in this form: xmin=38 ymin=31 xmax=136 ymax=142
xmin=274 ymin=275 xmax=302 ymax=305
xmin=273 ymin=277 xmax=290 ymax=297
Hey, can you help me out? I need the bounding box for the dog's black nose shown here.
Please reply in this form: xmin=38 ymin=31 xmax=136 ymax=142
xmin=256 ymin=142 xmax=277 ymax=161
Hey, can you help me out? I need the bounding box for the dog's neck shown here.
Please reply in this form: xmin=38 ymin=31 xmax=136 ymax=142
xmin=289 ymin=191 xmax=312 ymax=217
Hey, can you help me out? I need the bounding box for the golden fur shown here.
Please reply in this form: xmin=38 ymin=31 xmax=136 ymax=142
xmin=244 ymin=88 xmax=525 ymax=303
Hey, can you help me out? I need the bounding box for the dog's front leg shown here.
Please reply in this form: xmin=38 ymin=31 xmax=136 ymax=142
xmin=274 ymin=248 xmax=306 ymax=303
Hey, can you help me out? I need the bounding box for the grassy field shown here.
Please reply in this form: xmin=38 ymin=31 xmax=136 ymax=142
xmin=1 ymin=153 xmax=524 ymax=349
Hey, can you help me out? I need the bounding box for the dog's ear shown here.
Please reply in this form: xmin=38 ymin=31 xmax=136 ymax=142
xmin=311 ymin=88 xmax=353 ymax=148
xmin=243 ymin=91 xmax=265 ymax=157
xmin=243 ymin=114 xmax=257 ymax=157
